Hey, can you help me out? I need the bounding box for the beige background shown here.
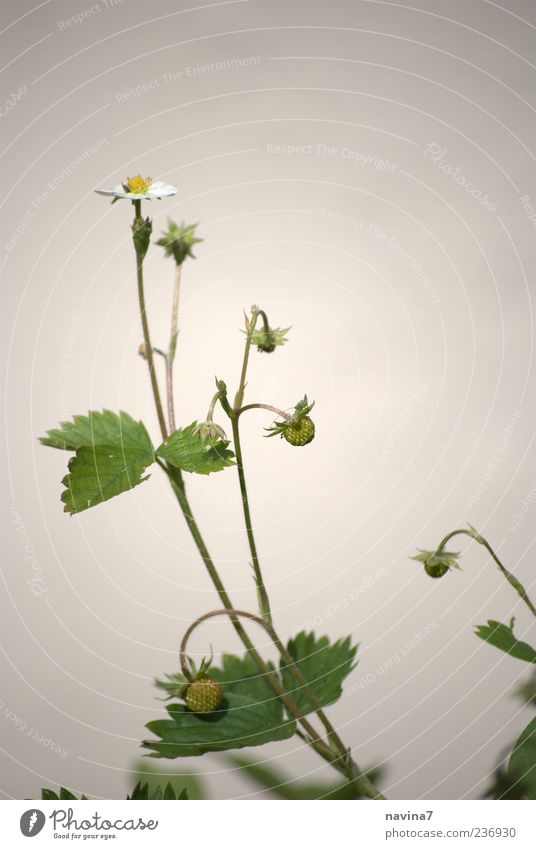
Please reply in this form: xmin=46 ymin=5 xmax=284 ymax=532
xmin=2 ymin=0 xmax=536 ymax=800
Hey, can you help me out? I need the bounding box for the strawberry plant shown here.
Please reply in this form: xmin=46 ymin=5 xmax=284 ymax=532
xmin=39 ymin=175 xmax=535 ymax=801
xmin=40 ymin=176 xmax=383 ymax=800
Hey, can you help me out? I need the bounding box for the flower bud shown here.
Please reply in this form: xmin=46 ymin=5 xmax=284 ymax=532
xmin=132 ymin=215 xmax=152 ymax=261
xmin=192 ymin=421 xmax=227 ymax=442
xmin=156 ymin=219 xmax=202 ymax=266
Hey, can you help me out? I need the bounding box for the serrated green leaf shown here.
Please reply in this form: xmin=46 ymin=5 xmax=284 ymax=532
xmin=43 ymin=411 xmax=155 ymax=514
xmin=41 ymin=787 xmax=88 ymax=800
xmin=61 ymin=446 xmax=152 ymax=514
xmin=127 ymin=780 xmax=180 ymax=800
xmin=475 ymin=620 xmax=536 ymax=664
xmin=156 ymin=422 xmax=235 ymax=474
xmin=508 ymin=716 xmax=536 ymax=799
xmin=280 ymin=632 xmax=357 ymax=715
xmin=40 ymin=410 xmax=152 ymax=454
xmin=132 ymin=761 xmax=205 ymax=800
xmin=143 ymin=653 xmax=296 ymax=757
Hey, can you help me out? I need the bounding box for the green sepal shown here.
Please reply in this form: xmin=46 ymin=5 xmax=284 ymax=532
xmin=411 ymin=548 xmax=461 ymax=578
xmin=244 ymin=325 xmax=291 ymax=353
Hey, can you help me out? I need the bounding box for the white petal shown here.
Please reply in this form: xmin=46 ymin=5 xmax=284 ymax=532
xmin=95 ymin=184 xmax=127 ymax=197
xmin=149 ymin=186 xmax=176 ymax=197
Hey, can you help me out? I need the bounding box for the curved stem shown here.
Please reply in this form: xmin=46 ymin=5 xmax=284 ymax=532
xmin=133 ymin=200 xmax=168 ymax=441
xmin=237 ymin=403 xmax=292 ymax=421
xmin=165 ymin=263 xmax=181 ymax=433
xmin=233 ymin=306 xmax=258 ymax=411
xmin=205 ymin=391 xmax=221 ymax=423
xmin=435 ymin=528 xmax=536 ymax=618
xmin=179 ymin=607 xmax=385 ymax=799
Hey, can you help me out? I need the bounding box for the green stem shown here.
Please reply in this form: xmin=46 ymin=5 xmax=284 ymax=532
xmin=436 ymin=527 xmax=536 ymax=618
xmin=133 ymin=200 xmax=168 ymax=441
xmin=158 ymin=473 xmax=327 ymax=746
xmin=178 ymin=607 xmax=385 ymax=798
xmin=165 ymin=263 xmax=182 ymax=433
xmin=233 ymin=306 xmax=258 ymax=410
xmin=230 ymin=415 xmax=272 ymax=624
xmin=137 ymin=285 xmax=384 ymax=796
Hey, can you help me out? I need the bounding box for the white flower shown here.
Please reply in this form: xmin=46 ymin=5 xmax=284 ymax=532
xmin=95 ymin=175 xmax=176 ymax=201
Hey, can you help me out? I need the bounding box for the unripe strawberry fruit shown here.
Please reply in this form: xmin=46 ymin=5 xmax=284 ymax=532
xmin=283 ymin=416 xmax=315 ymax=446
xmin=185 ymin=676 xmax=223 ymax=713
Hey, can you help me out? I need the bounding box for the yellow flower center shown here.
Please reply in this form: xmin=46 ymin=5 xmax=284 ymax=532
xmin=125 ymin=175 xmax=152 ymax=194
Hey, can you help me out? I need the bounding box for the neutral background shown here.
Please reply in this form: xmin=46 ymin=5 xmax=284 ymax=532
xmin=2 ymin=0 xmax=535 ymax=800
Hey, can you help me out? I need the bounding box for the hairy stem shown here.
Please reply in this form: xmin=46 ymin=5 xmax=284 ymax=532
xmin=133 ymin=200 xmax=168 ymax=441
xmin=165 ymin=263 xmax=181 ymax=433
xmin=233 ymin=307 xmax=258 ymax=411
xmin=435 ymin=528 xmax=536 ymax=619
xmin=178 ymin=607 xmax=384 ymax=798
xmin=237 ymin=402 xmax=292 ymax=421
xmin=137 ymin=285 xmax=384 ymax=797
xmin=231 ymin=416 xmax=272 ymax=624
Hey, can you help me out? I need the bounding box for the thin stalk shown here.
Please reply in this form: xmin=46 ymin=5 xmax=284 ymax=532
xmin=180 ymin=604 xmax=349 ymax=759
xmin=178 ymin=607 xmax=384 ymax=798
xmin=165 ymin=263 xmax=182 ymax=433
xmin=435 ymin=528 xmax=536 ymax=618
xmin=233 ymin=307 xmax=258 ymax=410
xmin=137 ymin=284 xmax=385 ymax=796
xmin=133 ymin=200 xmax=168 ymax=441
xmin=231 ymin=415 xmax=272 ymax=624
xmin=157 ymin=476 xmax=327 ymax=748
xmin=265 ymin=622 xmax=350 ymax=757
xmin=237 ymin=403 xmax=292 ymax=420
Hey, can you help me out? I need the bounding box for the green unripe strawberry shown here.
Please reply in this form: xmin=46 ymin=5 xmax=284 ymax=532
xmin=424 ymin=559 xmax=449 ymax=579
xmin=185 ymin=676 xmax=223 ymax=713
xmin=283 ymin=416 xmax=315 ymax=446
